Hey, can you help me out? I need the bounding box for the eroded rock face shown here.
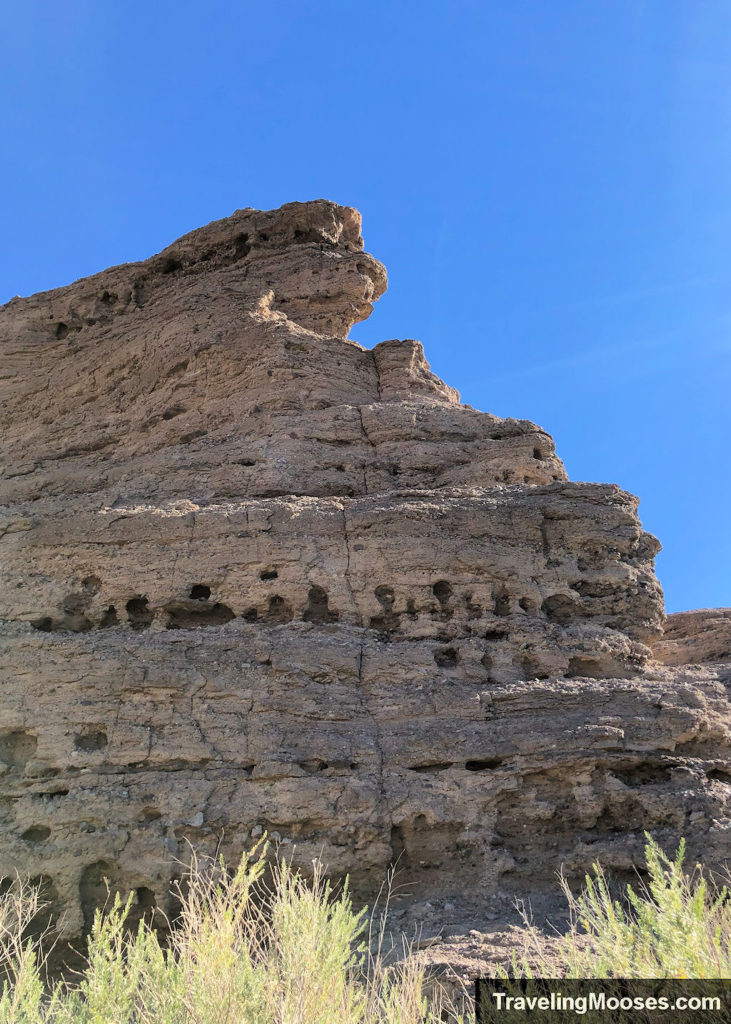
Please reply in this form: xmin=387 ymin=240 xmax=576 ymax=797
xmin=653 ymin=609 xmax=731 ymax=667
xmin=0 ymin=200 xmax=729 ymax=951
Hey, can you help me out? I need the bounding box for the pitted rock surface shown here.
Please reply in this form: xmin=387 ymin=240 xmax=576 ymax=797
xmin=0 ymin=200 xmax=729 ymax=957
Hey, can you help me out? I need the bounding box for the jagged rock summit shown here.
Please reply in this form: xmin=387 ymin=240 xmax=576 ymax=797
xmin=0 ymin=200 xmax=729 ymax=961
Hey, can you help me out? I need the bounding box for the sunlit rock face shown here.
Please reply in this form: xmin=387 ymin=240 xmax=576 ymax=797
xmin=0 ymin=200 xmax=728 ymax=950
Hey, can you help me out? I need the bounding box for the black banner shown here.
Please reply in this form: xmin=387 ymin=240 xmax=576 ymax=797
xmin=474 ymin=978 xmax=730 ymax=1023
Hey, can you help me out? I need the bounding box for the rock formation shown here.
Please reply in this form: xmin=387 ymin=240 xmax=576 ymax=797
xmin=0 ymin=200 xmax=729 ymax=959
xmin=653 ymin=609 xmax=731 ymax=669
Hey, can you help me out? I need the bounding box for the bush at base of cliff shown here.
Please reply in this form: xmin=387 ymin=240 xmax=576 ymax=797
xmin=515 ymin=833 xmax=731 ymax=980
xmin=0 ymin=840 xmax=465 ymax=1024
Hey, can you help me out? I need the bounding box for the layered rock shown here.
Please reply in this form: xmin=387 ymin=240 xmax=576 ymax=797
xmin=653 ymin=609 xmax=731 ymax=668
xmin=0 ymin=200 xmax=729 ymax=955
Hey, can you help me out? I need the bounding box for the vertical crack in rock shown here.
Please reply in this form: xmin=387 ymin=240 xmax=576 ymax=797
xmin=340 ymin=504 xmax=362 ymax=623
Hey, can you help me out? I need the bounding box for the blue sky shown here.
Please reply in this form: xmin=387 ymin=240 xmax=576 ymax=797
xmin=2 ymin=1 xmax=729 ymax=613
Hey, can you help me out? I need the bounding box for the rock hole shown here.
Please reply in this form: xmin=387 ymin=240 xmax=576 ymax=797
xmin=389 ymin=825 xmax=406 ymax=867
xmin=518 ymin=596 xmax=537 ymax=614
xmin=21 ymin=826 xmax=51 ymax=843
xmin=520 ymin=655 xmax=551 ymax=680
xmin=0 ymin=730 xmax=37 ymax=770
xmin=409 ymin=763 xmax=453 ymax=773
xmin=166 ymin=359 xmax=189 ymax=378
xmin=31 ymin=616 xmax=54 ymax=632
xmin=465 ymin=759 xmax=503 ymax=771
xmin=24 ymin=875 xmax=60 ymax=942
xmin=60 ymin=592 xmax=93 ymax=632
xmin=262 ymin=595 xmax=294 ymax=625
xmin=484 ymin=628 xmax=507 ymax=641
xmin=162 ymin=405 xmax=186 ymax=421
xmin=571 ymin=580 xmax=611 ymax=599
xmin=136 ymin=886 xmax=157 ymax=915
xmin=493 ymin=586 xmax=511 ymax=617
xmin=259 ymin=568 xmax=278 ymax=581
xmin=533 ymin=447 xmax=542 ymax=460
xmin=242 ymin=607 xmax=258 ymax=622
xmin=434 ymin=647 xmax=458 ymax=668
xmin=235 ymin=458 xmax=256 ymax=467
xmin=299 ymin=759 xmax=329 ymax=773
xmin=566 ymin=656 xmax=606 ymax=679
xmin=141 ymin=806 xmax=161 ymax=822
xmin=55 ymin=322 xmax=69 ymax=340
xmin=542 ymin=593 xmax=580 ymax=625
xmin=99 ymin=605 xmax=118 ymax=628
xmin=370 ymin=585 xmax=401 ymax=632
xmin=161 ymin=256 xmax=183 ymax=274
xmin=36 ymin=788 xmax=68 ymax=799
xmin=99 ymin=290 xmax=117 ymax=306
xmin=126 ymin=597 xmax=153 ymax=630
xmin=432 ymin=580 xmax=452 ymax=607
xmin=233 ymin=232 xmax=250 ymax=259
xmin=612 ymin=764 xmax=674 ymax=787
xmin=79 ymin=860 xmax=114 ymax=932
xmin=132 ymin=280 xmax=147 ymax=307
xmin=707 ymin=767 xmax=731 ymax=783
xmin=81 ymin=869 xmax=161 ymax=936
xmin=82 ymin=575 xmax=101 ymax=594
xmin=74 ymin=730 xmax=108 ymax=753
xmin=166 ymin=602 xmax=236 ymax=629
xmin=405 ymin=598 xmax=418 ymax=619
xmin=189 ymin=584 xmax=211 ymax=601
xmin=180 ymin=429 xmax=207 ymax=444
xmin=303 ymin=585 xmax=339 ymax=624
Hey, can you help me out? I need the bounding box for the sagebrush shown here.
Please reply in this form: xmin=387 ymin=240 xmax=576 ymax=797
xmin=0 ymin=834 xmax=728 ymax=1023
xmin=0 ymin=840 xmax=464 ymax=1023
xmin=515 ymin=834 xmax=731 ymax=979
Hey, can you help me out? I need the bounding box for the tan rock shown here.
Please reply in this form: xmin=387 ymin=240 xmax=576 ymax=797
xmin=653 ymin=608 xmax=731 ymax=666
xmin=0 ymin=200 xmax=728 ymax=959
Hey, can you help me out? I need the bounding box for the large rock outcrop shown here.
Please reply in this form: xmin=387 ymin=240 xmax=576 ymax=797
xmin=0 ymin=200 xmax=729 ymax=954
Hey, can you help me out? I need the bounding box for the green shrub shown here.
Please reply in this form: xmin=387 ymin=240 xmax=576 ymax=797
xmin=0 ymin=841 xmax=465 ymax=1023
xmin=1 ymin=833 xmax=726 ymax=1022
xmin=516 ymin=833 xmax=731 ymax=979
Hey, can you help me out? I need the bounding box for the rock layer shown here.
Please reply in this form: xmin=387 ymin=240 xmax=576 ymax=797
xmin=0 ymin=200 xmax=729 ymax=952
xmin=653 ymin=609 xmax=731 ymax=668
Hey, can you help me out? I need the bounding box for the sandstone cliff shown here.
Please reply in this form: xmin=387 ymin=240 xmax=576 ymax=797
xmin=0 ymin=200 xmax=729 ymax=959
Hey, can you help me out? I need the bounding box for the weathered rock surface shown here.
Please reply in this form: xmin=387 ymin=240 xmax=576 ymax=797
xmin=653 ymin=609 xmax=731 ymax=667
xmin=0 ymin=200 xmax=729 ymax=961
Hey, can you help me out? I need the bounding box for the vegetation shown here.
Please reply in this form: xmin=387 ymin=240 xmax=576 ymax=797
xmin=0 ymin=834 xmax=728 ymax=1022
xmin=516 ymin=834 xmax=731 ymax=979
xmin=0 ymin=840 xmax=462 ymax=1023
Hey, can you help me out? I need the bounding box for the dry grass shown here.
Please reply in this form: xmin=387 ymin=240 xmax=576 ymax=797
xmin=0 ymin=834 xmax=728 ymax=1022
xmin=0 ymin=839 xmax=467 ymax=1023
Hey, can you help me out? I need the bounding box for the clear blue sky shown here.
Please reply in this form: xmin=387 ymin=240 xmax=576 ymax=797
xmin=2 ymin=1 xmax=729 ymax=613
